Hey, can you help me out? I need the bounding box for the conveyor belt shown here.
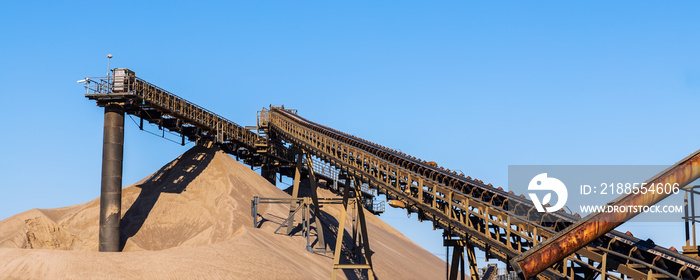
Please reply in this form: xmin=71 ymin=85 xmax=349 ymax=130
xmin=268 ymin=107 xmax=700 ymax=280
xmin=84 ymin=71 xmax=294 ymax=165
xmin=84 ymin=70 xmax=700 ymax=280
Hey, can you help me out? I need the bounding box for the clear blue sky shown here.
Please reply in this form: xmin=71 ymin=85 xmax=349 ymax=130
xmin=1 ymin=0 xmax=699 ymax=265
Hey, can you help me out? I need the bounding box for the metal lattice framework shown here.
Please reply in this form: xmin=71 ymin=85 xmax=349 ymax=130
xmin=84 ymin=71 xmax=294 ymax=164
xmin=83 ymin=69 xmax=700 ymax=280
xmin=264 ymin=108 xmax=700 ymax=280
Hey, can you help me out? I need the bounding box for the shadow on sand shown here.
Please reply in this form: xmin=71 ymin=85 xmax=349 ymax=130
xmin=281 ymin=180 xmax=377 ymax=280
xmin=119 ymin=145 xmax=216 ymax=250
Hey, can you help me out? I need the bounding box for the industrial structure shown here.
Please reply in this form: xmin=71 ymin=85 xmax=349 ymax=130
xmin=83 ymin=68 xmax=700 ymax=279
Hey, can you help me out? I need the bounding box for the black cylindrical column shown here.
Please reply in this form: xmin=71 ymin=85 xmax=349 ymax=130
xmin=99 ymin=103 xmax=125 ymax=252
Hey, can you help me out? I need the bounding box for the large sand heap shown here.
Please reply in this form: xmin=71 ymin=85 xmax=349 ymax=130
xmin=0 ymin=145 xmax=444 ymax=279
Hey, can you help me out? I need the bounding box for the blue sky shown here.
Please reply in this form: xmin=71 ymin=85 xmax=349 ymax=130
xmin=1 ymin=1 xmax=699 ymax=265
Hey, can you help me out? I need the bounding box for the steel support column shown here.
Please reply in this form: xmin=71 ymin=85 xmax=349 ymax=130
xmin=449 ymin=244 xmax=465 ymax=280
xmin=353 ymin=174 xmax=374 ymax=279
xmin=261 ymin=163 xmax=277 ymax=186
xmin=286 ymin=152 xmax=303 ymax=235
xmin=332 ymin=173 xmax=354 ymax=280
xmin=466 ymin=243 xmax=478 ymax=280
xmin=445 ymin=233 xmax=474 ymax=280
xmin=332 ymin=173 xmax=374 ymax=279
xmin=99 ymin=103 xmax=125 ymax=252
xmin=305 ymin=155 xmax=326 ymax=251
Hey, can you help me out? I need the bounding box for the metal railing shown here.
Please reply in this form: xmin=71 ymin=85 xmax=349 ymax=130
xmin=267 ymin=107 xmax=700 ymax=280
xmin=309 ymin=156 xmax=384 ymax=213
xmin=82 ymin=70 xmax=700 ymax=280
xmin=84 ymin=73 xmax=260 ymax=150
xmin=269 ymin=108 xmax=537 ymax=262
xmin=363 ymin=199 xmax=385 ymax=214
xmin=82 ymin=76 xmax=113 ymax=95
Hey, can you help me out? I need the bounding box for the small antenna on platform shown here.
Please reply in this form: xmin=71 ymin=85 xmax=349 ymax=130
xmin=107 ymin=54 xmax=113 ymax=76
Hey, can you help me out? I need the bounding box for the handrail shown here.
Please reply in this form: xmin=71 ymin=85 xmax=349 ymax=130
xmin=83 ymin=70 xmax=700 ymax=280
xmin=267 ymin=108 xmax=547 ymax=265
xmin=84 ymin=75 xmax=259 ymax=149
xmin=268 ymin=107 xmax=700 ymax=280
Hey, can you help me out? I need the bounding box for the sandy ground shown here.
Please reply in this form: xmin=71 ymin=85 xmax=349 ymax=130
xmin=0 ymin=145 xmax=444 ymax=279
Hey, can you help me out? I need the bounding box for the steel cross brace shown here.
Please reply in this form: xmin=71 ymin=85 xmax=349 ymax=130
xmin=331 ymin=170 xmax=375 ymax=280
xmin=444 ymin=233 xmax=479 ymax=280
xmin=284 ymin=149 xmax=330 ymax=253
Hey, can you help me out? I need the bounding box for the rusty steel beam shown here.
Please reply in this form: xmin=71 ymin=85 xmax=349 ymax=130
xmin=512 ymin=148 xmax=700 ymax=279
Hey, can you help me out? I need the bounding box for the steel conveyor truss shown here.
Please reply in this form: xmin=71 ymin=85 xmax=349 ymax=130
xmin=83 ymin=69 xmax=700 ymax=280
xmin=83 ymin=69 xmax=294 ymax=166
xmin=265 ymin=107 xmax=700 ymax=280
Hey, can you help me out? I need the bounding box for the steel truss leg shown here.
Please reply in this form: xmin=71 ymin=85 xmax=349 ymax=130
xmin=260 ymin=163 xmax=277 ymax=186
xmin=286 ymin=152 xmax=303 ymax=235
xmin=331 ymin=172 xmax=375 ymax=280
xmin=352 ymin=200 xmax=360 ymax=262
xmin=445 ymin=234 xmax=465 ymax=280
xmin=284 ymin=150 xmax=328 ymax=252
xmin=304 ymin=154 xmax=326 ymax=251
xmin=332 ymin=175 xmax=353 ymax=280
xmin=444 ymin=233 xmax=477 ymax=280
xmin=449 ymin=244 xmax=465 ymax=280
xmin=466 ymin=243 xmax=478 ymax=280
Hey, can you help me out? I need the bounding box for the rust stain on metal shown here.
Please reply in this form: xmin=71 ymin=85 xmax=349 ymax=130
xmin=512 ymin=149 xmax=700 ymax=279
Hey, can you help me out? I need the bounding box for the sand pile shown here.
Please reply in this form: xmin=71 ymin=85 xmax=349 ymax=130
xmin=0 ymin=145 xmax=444 ymax=279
